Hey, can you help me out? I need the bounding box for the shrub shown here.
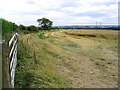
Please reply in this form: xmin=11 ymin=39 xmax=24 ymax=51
xmin=19 ymin=24 xmax=26 ymax=30
xmin=23 ymin=30 xmax=30 ymax=34
xmin=27 ymin=25 xmax=38 ymax=32
xmin=1 ymin=18 xmax=18 ymax=40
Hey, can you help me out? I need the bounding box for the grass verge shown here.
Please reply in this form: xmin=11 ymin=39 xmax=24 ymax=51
xmin=15 ymin=31 xmax=66 ymax=88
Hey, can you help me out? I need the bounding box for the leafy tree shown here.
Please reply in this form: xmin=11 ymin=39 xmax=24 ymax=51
xmin=37 ymin=18 xmax=53 ymax=30
xmin=19 ymin=24 xmax=26 ymax=30
xmin=27 ymin=25 xmax=38 ymax=32
xmin=13 ymin=23 xmax=18 ymax=31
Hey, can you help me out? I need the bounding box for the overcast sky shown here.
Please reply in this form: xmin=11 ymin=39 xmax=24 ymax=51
xmin=0 ymin=0 xmax=119 ymax=26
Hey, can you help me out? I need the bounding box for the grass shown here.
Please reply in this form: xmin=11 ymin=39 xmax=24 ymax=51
xmin=15 ymin=31 xmax=67 ymax=88
xmin=15 ymin=29 xmax=118 ymax=88
xmin=39 ymin=33 xmax=49 ymax=39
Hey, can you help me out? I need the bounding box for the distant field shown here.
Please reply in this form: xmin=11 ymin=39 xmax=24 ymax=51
xmin=15 ymin=29 xmax=118 ymax=88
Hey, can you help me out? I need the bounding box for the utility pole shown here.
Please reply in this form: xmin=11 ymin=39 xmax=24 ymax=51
xmin=96 ymin=21 xmax=98 ymax=28
xmin=100 ymin=22 xmax=101 ymax=27
xmin=118 ymin=1 xmax=120 ymax=27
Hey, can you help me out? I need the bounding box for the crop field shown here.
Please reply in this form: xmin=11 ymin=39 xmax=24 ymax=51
xmin=15 ymin=29 xmax=118 ymax=88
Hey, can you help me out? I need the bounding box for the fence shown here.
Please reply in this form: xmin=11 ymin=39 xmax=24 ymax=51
xmin=9 ymin=33 xmax=18 ymax=88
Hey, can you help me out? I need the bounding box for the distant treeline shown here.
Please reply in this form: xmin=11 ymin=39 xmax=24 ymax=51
xmin=53 ymin=26 xmax=120 ymax=30
xmin=1 ymin=18 xmax=119 ymax=39
xmin=19 ymin=24 xmax=40 ymax=34
xmin=1 ymin=18 xmax=18 ymax=38
xmin=19 ymin=24 xmax=120 ymax=35
xmin=18 ymin=24 xmax=57 ymax=34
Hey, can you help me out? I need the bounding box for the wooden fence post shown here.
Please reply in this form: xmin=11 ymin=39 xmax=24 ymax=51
xmin=2 ymin=41 xmax=11 ymax=88
xmin=0 ymin=42 xmax=2 ymax=89
xmin=0 ymin=17 xmax=2 ymax=90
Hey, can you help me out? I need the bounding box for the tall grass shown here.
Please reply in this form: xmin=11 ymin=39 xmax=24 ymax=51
xmin=15 ymin=32 xmax=66 ymax=88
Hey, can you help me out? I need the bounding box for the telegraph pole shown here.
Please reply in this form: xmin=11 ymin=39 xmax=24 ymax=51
xmin=96 ymin=21 xmax=98 ymax=29
xmin=100 ymin=22 xmax=101 ymax=27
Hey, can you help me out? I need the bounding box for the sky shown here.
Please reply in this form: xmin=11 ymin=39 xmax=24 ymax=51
xmin=0 ymin=0 xmax=119 ymax=26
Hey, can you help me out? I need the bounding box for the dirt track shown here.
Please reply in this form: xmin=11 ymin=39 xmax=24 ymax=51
xmin=18 ymin=29 xmax=118 ymax=88
xmin=48 ymin=30 xmax=118 ymax=88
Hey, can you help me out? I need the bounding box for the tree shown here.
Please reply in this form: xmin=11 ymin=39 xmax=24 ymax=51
xmin=19 ymin=24 xmax=26 ymax=30
xmin=27 ymin=25 xmax=38 ymax=32
xmin=13 ymin=23 xmax=18 ymax=31
xmin=37 ymin=18 xmax=53 ymax=30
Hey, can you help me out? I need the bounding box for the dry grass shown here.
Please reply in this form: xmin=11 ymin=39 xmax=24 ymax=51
xmin=15 ymin=29 xmax=118 ymax=88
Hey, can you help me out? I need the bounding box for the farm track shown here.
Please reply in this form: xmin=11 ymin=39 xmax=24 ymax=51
xmin=47 ymin=30 xmax=118 ymax=88
xmin=17 ymin=29 xmax=118 ymax=88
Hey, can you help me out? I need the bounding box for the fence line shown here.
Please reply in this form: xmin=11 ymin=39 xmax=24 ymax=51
xmin=9 ymin=33 xmax=18 ymax=88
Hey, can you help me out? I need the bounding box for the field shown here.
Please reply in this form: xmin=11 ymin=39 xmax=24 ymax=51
xmin=15 ymin=29 xmax=118 ymax=88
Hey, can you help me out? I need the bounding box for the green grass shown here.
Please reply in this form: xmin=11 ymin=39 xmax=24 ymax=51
xmin=39 ymin=33 xmax=49 ymax=39
xmin=15 ymin=31 xmax=67 ymax=88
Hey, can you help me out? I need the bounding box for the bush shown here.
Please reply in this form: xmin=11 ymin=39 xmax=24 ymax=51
xmin=37 ymin=27 xmax=42 ymax=30
xmin=27 ymin=25 xmax=38 ymax=32
xmin=19 ymin=24 xmax=26 ymax=30
xmin=23 ymin=30 xmax=30 ymax=34
xmin=1 ymin=18 xmax=18 ymax=40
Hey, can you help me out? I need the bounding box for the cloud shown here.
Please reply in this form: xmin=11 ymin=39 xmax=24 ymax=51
xmin=0 ymin=0 xmax=118 ymax=26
